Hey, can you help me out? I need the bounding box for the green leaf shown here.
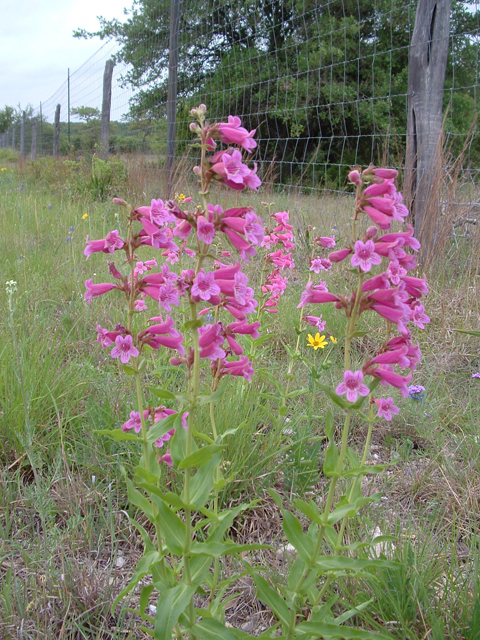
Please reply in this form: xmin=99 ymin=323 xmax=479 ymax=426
xmin=122 ymin=364 xmax=137 ymax=375
xmin=283 ymin=510 xmax=314 ymax=563
xmin=198 ymin=378 xmax=230 ymax=405
xmin=95 ymin=428 xmax=139 ymax=442
xmin=315 ymin=555 xmax=400 ymax=573
xmin=295 ymin=621 xmax=393 ymax=639
xmin=184 ymin=454 xmax=220 ymax=508
xmin=285 ymin=387 xmax=309 ymax=399
xmin=149 ymin=387 xmax=176 ymax=400
xmin=154 ymin=583 xmax=195 ymax=640
xmin=155 ymin=501 xmax=187 ymax=555
xmin=328 ymin=494 xmax=381 ymax=525
xmin=139 ymin=584 xmax=154 ymax=616
xmin=134 ymin=465 xmax=161 ymax=485
xmin=292 ymin=499 xmax=323 ymax=526
xmin=178 ymin=445 xmax=225 ymax=470
xmin=252 ymin=574 xmax=292 ymax=628
xmin=111 ymin=550 xmax=161 ymax=611
xmin=323 ymin=442 xmax=339 ymax=478
xmin=191 ymin=618 xmax=239 ymax=640
xmin=184 ymin=318 xmax=203 ymax=330
xmin=170 ymin=413 xmax=191 ymax=465
xmin=190 ymin=556 xmax=214 ymax=587
xmin=350 ymin=330 xmax=369 ymax=338
xmin=126 ymin=478 xmax=155 ymax=523
xmin=454 ymin=329 xmax=480 ymax=337
xmin=190 ymin=542 xmax=270 ymax=558
xmin=146 ymin=412 xmax=178 ymax=444
xmin=317 ymin=383 xmax=348 ymax=409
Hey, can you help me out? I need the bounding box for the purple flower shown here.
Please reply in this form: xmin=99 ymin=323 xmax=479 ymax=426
xmin=305 ymin=315 xmax=327 ymax=332
xmin=336 ymin=370 xmax=370 ymax=403
xmin=111 ymin=335 xmax=139 ymax=364
xmin=472 ymin=373 xmax=480 ymax=379
xmin=310 ymin=257 xmax=332 ymax=273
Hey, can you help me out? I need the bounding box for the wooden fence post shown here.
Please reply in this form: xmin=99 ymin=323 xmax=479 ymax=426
xmin=101 ymin=59 xmax=115 ymax=159
xmin=405 ymin=0 xmax=451 ymax=254
xmin=20 ymin=111 xmax=26 ymax=159
xmin=53 ymin=104 xmax=61 ymax=157
xmin=165 ymin=0 xmax=181 ymax=198
xmin=31 ymin=118 xmax=38 ymax=160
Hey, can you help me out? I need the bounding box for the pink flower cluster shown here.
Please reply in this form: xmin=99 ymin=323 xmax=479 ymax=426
xmin=299 ymin=165 xmax=429 ymax=416
xmin=259 ymin=211 xmax=295 ymax=313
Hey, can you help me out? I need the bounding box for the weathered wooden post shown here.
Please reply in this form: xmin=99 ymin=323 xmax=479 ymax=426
xmin=406 ymin=0 xmax=451 ymax=255
xmin=12 ymin=126 xmax=16 ymax=150
xmin=31 ymin=118 xmax=38 ymax=160
xmin=20 ymin=111 xmax=26 ymax=159
xmin=165 ymin=0 xmax=181 ymax=198
xmin=53 ymin=104 xmax=61 ymax=157
xmin=101 ymin=59 xmax=115 ymax=159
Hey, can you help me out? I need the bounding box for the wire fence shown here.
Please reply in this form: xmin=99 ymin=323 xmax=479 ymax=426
xmin=1 ymin=0 xmax=480 ymax=196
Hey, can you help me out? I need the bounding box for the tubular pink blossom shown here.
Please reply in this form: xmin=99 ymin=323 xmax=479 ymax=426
xmin=348 ymin=170 xmax=362 ymax=185
xmin=370 ymin=347 xmax=409 ymax=366
xmin=367 ymin=196 xmax=396 ymax=216
xmin=298 ymin=282 xmax=339 ymax=308
xmin=379 ymin=224 xmax=421 ymax=251
xmin=370 ymin=303 xmax=405 ymax=323
xmin=191 ymin=270 xmax=221 ymax=301
xmin=145 ymin=334 xmax=185 ymax=355
xmin=223 ymin=227 xmax=252 ymax=253
xmin=361 ymin=205 xmax=392 ymax=230
xmin=329 ymin=248 xmax=352 ymax=262
xmin=317 ymin=235 xmax=336 ymax=248
xmin=362 ymin=273 xmax=390 ymax=292
xmin=373 ymin=367 xmax=412 ymax=397
xmin=84 ymin=279 xmax=117 ymax=302
xmin=371 ymin=167 xmax=398 ymax=180
xmin=351 ymin=240 xmax=382 ymax=272
xmin=364 ymin=180 xmax=395 ymax=197
xmin=219 ymin=116 xmax=257 ymax=151
xmin=401 ymin=276 xmax=429 ymax=298
xmin=221 ymin=356 xmax=254 ymax=381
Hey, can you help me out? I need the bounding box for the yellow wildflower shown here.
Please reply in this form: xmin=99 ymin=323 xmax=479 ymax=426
xmin=0 ymin=167 xmax=6 ymax=171
xmin=307 ymin=333 xmax=328 ymax=350
xmin=330 ymin=336 xmax=337 ymax=343
xmin=82 ymin=213 xmax=88 ymax=220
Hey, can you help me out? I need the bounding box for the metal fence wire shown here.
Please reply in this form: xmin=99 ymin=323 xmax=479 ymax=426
xmin=1 ymin=0 xmax=480 ymax=195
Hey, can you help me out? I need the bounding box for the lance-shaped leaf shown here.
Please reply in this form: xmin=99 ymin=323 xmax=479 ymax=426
xmin=146 ymin=412 xmax=177 ymax=444
xmin=154 ymin=583 xmax=195 ymax=640
xmin=283 ymin=510 xmax=315 ymax=563
xmin=155 ymin=501 xmax=187 ymax=556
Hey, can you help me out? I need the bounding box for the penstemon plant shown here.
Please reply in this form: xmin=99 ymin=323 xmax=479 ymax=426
xmin=85 ymin=104 xmax=429 ymax=638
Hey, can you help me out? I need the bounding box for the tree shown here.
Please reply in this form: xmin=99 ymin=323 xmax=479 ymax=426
xmin=71 ymin=106 xmax=101 ymax=123
xmin=75 ymin=0 xmax=480 ymax=188
xmin=0 ymin=106 xmax=15 ymax=134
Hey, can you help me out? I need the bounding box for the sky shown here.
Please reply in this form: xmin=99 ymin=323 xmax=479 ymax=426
xmin=0 ymin=0 xmax=128 ymax=115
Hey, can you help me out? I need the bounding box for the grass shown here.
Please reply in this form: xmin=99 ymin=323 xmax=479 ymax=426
xmin=0 ymin=156 xmax=480 ymax=638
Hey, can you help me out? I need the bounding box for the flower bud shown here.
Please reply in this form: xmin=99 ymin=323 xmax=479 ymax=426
xmin=113 ymin=197 xmax=127 ymax=206
xmin=169 ymin=356 xmax=186 ymax=366
xmin=348 ymin=170 xmax=362 ymax=186
xmin=365 ymin=226 xmax=378 ymax=239
xmin=189 ymin=122 xmax=201 ymax=133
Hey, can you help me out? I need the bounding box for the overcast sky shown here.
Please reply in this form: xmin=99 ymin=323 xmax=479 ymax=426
xmin=0 ymin=0 xmax=128 ymax=113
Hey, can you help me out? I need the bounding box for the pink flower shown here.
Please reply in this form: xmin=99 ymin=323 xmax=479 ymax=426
xmin=150 ymin=198 xmax=173 ymax=225
xmin=244 ymin=212 xmax=264 ymax=245
xmin=305 ymin=315 xmax=327 ymax=332
xmin=84 ymin=279 xmax=117 ymax=302
xmin=198 ymin=323 xmax=226 ymax=360
xmin=219 ymin=116 xmax=257 ymax=152
xmin=348 ymin=170 xmax=362 ymax=185
xmin=317 ymin=235 xmax=336 ymax=249
xmin=374 ymin=397 xmax=399 ymax=421
xmin=351 ymin=240 xmax=382 ymax=272
xmin=387 ymin=260 xmax=407 ymax=285
xmin=373 ymin=366 xmax=412 ymax=397
xmin=158 ymin=283 xmax=180 ymax=311
xmin=310 ymin=257 xmax=332 ymax=273
xmin=159 ymin=450 xmax=173 ymax=467
xmin=410 ymin=303 xmax=430 ymax=329
xmin=329 ymin=248 xmax=352 ymax=263
xmin=121 ymin=410 xmax=144 ymax=433
xmin=336 ymin=370 xmax=370 ymax=403
xmin=134 ymin=299 xmax=148 ymax=311
xmin=197 ymin=215 xmax=215 ymax=244
xmin=221 ymin=356 xmax=254 ymax=381
xmin=111 ymin=335 xmax=139 ymax=364
xmin=192 ymin=270 xmax=221 ymax=301
xmin=84 ymin=230 xmax=124 ymax=258
xmin=211 ymin=149 xmax=251 ymax=186
xmin=96 ymin=325 xmax=117 ymax=347
xmin=298 ymin=282 xmax=339 ymax=308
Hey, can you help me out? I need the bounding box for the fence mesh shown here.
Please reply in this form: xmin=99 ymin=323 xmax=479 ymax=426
xmin=2 ymin=0 xmax=480 ymax=194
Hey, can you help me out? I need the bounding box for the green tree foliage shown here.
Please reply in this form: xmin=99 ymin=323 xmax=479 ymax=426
xmin=0 ymin=106 xmax=15 ymax=134
xmin=76 ymin=0 xmax=479 ymax=187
